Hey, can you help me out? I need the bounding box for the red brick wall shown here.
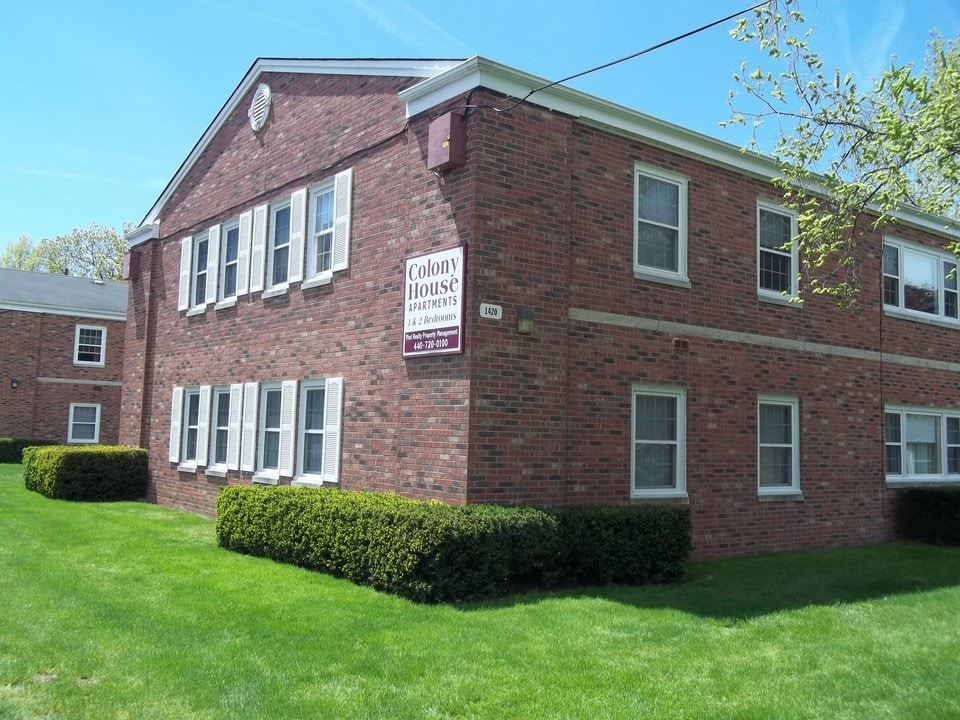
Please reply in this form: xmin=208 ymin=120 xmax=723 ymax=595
xmin=1 ymin=309 xmax=124 ymax=444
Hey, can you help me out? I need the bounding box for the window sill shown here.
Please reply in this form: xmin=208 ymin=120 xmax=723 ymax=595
xmin=73 ymin=361 xmax=106 ymax=368
xmin=883 ymin=306 xmax=960 ymax=330
xmin=632 ymin=270 xmax=691 ymax=289
xmin=252 ymin=473 xmax=279 ymax=485
xmin=630 ymin=492 xmax=689 ymax=504
xmin=758 ymin=292 xmax=801 ymax=308
xmin=758 ymin=490 xmax=804 ymax=502
xmin=214 ymin=298 xmax=237 ymax=311
xmin=886 ymin=478 xmax=960 ymax=488
xmin=176 ymin=463 xmax=198 ymax=474
xmin=185 ymin=305 xmax=207 ymax=317
xmin=205 ymin=466 xmax=228 ymax=478
xmin=261 ymin=285 xmax=289 ymax=300
xmin=302 ymin=273 xmax=333 ymax=290
xmin=292 ymin=477 xmax=334 ymax=487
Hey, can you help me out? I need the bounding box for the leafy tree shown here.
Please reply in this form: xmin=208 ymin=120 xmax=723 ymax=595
xmin=0 ymin=235 xmax=44 ymax=271
xmin=1 ymin=224 xmax=128 ymax=281
xmin=725 ymin=0 xmax=960 ymax=304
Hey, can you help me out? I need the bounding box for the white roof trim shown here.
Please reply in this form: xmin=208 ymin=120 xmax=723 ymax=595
xmin=0 ymin=300 xmax=126 ymax=322
xmin=133 ymin=58 xmax=463 ymax=242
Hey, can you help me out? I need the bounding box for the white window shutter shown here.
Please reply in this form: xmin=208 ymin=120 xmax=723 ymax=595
xmin=322 ymin=377 xmax=344 ymax=483
xmin=277 ymin=380 xmax=297 ymax=477
xmin=178 ymin=237 xmax=192 ymax=311
xmin=227 ymin=383 xmax=243 ymax=470
xmin=240 ymin=382 xmax=259 ymax=472
xmin=206 ymin=225 xmax=221 ymax=305
xmin=288 ymin=189 xmax=307 ymax=284
xmin=249 ymin=204 xmax=268 ymax=293
xmin=169 ymin=386 xmax=184 ymax=462
xmin=332 ymin=168 xmax=353 ymax=272
xmin=236 ymin=211 xmax=252 ymax=297
xmin=196 ymin=385 xmax=212 ymax=467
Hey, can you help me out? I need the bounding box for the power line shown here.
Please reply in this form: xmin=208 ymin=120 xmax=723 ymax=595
xmin=496 ymin=0 xmax=772 ymax=113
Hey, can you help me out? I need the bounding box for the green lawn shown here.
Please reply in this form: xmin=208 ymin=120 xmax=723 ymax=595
xmin=2 ymin=463 xmax=959 ymax=719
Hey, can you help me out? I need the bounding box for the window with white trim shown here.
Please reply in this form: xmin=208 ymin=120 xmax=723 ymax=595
xmin=885 ymin=406 xmax=960 ymax=481
xmin=883 ymin=238 xmax=959 ymax=324
xmin=305 ymin=169 xmax=353 ymax=286
xmin=267 ymin=201 xmax=291 ymax=290
xmin=68 ymin=403 xmax=100 ymax=444
xmin=758 ymin=396 xmax=800 ymax=495
xmin=210 ymin=387 xmax=231 ymax=468
xmin=192 ymin=231 xmax=209 ymax=308
xmin=74 ymin=325 xmax=106 ymax=366
xmin=255 ymin=381 xmax=296 ymax=480
xmin=757 ymin=201 xmax=799 ymax=300
xmin=631 ymin=385 xmax=686 ymax=497
xmin=168 ymin=385 xmax=210 ymax=469
xmin=219 ymin=221 xmax=240 ymax=301
xmin=294 ymin=378 xmax=343 ymax=485
xmin=634 ymin=163 xmax=687 ymax=282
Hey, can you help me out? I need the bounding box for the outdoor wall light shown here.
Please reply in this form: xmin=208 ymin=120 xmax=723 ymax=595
xmin=517 ymin=308 xmax=535 ymax=335
xmin=10 ymin=378 xmax=19 ymax=389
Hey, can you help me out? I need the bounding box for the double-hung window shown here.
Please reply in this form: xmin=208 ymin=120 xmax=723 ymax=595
xmin=631 ymin=384 xmax=686 ymax=497
xmin=211 ymin=387 xmax=231 ymax=468
xmin=757 ymin=201 xmax=799 ymax=300
xmin=634 ymin=163 xmax=687 ymax=283
xmin=886 ymin=406 xmax=960 ymax=482
xmin=68 ymin=403 xmax=100 ymax=443
xmin=74 ymin=324 xmax=106 ymax=366
xmin=304 ymin=169 xmax=353 ymax=287
xmin=192 ymin=232 xmax=209 ymax=308
xmin=219 ymin=222 xmax=240 ymax=301
xmin=267 ymin=202 xmax=291 ymax=290
xmin=294 ymin=378 xmax=344 ymax=485
xmin=758 ymin=396 xmax=800 ymax=495
xmin=883 ymin=238 xmax=959 ymax=324
xmin=168 ymin=386 xmax=210 ymax=470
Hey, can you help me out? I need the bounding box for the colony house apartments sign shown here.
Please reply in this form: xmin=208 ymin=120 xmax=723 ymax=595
xmin=403 ymin=245 xmax=465 ymax=358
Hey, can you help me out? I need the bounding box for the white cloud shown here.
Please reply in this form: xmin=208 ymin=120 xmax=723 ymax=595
xmin=348 ymin=0 xmax=474 ymax=56
xmin=834 ymin=1 xmax=907 ymax=82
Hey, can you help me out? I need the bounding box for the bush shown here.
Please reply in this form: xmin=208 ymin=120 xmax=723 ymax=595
xmin=216 ymin=486 xmax=692 ymax=603
xmin=898 ymin=487 xmax=960 ymax=546
xmin=0 ymin=437 xmax=57 ymax=463
xmin=24 ymin=445 xmax=148 ymax=502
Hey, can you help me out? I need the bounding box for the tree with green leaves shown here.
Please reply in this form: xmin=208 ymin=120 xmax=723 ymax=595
xmin=725 ymin=0 xmax=960 ymax=305
xmin=0 ymin=224 xmax=128 ymax=281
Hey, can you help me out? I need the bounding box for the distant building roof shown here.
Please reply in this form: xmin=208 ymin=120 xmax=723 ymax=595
xmin=0 ymin=268 xmax=127 ymax=320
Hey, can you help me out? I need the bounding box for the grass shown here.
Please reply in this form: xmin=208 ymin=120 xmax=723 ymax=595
xmin=2 ymin=463 xmax=959 ymax=719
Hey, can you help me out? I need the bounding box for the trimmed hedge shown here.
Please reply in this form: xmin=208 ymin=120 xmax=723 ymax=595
xmin=23 ymin=445 xmax=148 ymax=502
xmin=0 ymin=437 xmax=57 ymax=464
xmin=216 ymin=485 xmax=692 ymax=603
xmin=898 ymin=487 xmax=960 ymax=546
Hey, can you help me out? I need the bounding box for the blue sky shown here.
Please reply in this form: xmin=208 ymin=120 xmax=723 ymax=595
xmin=1 ymin=0 xmax=956 ymax=254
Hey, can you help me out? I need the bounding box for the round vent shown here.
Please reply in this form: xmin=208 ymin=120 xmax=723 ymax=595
xmin=248 ymin=83 xmax=272 ymax=133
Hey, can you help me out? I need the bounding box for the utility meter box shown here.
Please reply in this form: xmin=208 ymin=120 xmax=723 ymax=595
xmin=427 ymin=112 xmax=466 ymax=173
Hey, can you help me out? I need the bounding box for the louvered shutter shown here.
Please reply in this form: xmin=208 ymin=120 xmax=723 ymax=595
xmin=226 ymin=383 xmax=243 ymax=470
xmin=178 ymin=238 xmax=192 ymax=311
xmin=288 ymin=189 xmax=306 ymax=284
xmin=278 ymin=380 xmax=297 ymax=477
xmin=169 ymin=386 xmax=184 ymax=462
xmin=205 ymin=225 xmax=221 ymax=305
xmin=196 ymin=385 xmax=211 ymax=467
xmin=322 ymin=378 xmax=344 ymax=483
xmin=249 ymin=204 xmax=268 ymax=293
xmin=332 ymin=169 xmax=353 ymax=272
xmin=236 ymin=211 xmax=252 ymax=297
xmin=240 ymin=382 xmax=259 ymax=472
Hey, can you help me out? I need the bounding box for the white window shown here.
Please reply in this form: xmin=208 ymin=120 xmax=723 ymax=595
xmin=634 ymin=163 xmax=687 ymax=283
xmin=294 ymin=378 xmax=344 ymax=485
xmin=219 ymin=221 xmax=240 ymax=301
xmin=74 ymin=325 xmax=106 ymax=366
xmin=758 ymin=396 xmax=800 ymax=495
xmin=68 ymin=403 xmax=100 ymax=443
xmin=886 ymin=406 xmax=960 ymax=482
xmin=168 ymin=385 xmax=210 ymax=469
xmin=192 ymin=232 xmax=209 ymax=307
xmin=209 ymin=385 xmax=242 ymax=470
xmin=757 ymin=201 xmax=799 ymax=300
xmin=178 ymin=227 xmax=221 ymax=312
xmin=883 ymin=238 xmax=959 ymax=324
xmin=255 ymin=381 xmax=296 ymax=481
xmin=266 ymin=202 xmax=292 ymax=291
xmin=631 ymin=384 xmax=686 ymax=497
xmin=305 ymin=169 xmax=353 ymax=287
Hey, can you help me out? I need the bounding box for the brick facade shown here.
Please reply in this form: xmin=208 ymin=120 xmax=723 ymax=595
xmin=122 ymin=58 xmax=960 ymax=558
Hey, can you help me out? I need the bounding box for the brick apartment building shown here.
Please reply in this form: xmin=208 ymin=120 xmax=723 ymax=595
xmin=1 ymin=269 xmax=127 ymax=445
xmin=121 ymin=57 xmax=960 ymax=558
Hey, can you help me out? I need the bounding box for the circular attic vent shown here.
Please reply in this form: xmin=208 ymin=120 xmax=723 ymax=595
xmin=248 ymin=83 xmax=272 ymax=133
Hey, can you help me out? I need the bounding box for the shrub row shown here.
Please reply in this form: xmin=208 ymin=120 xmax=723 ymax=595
xmin=215 ymin=485 xmax=691 ymax=603
xmin=24 ymin=445 xmax=148 ymax=502
xmin=898 ymin=487 xmax=960 ymax=546
xmin=0 ymin=438 xmax=58 ymax=463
